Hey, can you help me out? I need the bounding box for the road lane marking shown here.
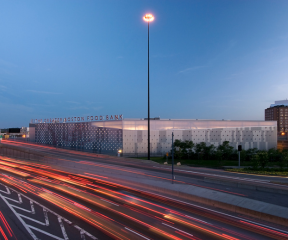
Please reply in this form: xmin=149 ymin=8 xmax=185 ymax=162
xmin=58 ymin=217 xmax=69 ymax=240
xmin=0 ymin=183 xmax=98 ymax=240
xmin=124 ymin=227 xmax=150 ymax=240
xmin=18 ymin=213 xmax=47 ymax=226
xmin=0 ymin=187 xmax=10 ymax=194
xmin=27 ymin=225 xmax=65 ymax=240
xmin=99 ymin=198 xmax=119 ymax=206
xmin=74 ymin=225 xmax=97 ymax=240
xmin=3 ymin=194 xmax=22 ymax=204
xmin=162 ymin=222 xmax=194 ymax=237
xmin=9 ymin=205 xmax=35 ymax=213
xmin=185 ymin=215 xmax=209 ymax=224
xmin=30 ymin=200 xmax=35 ymax=214
xmin=43 ymin=208 xmax=49 ymax=226
xmin=0 ymin=195 xmax=38 ymax=240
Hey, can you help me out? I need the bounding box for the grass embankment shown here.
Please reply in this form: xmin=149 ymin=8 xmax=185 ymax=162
xmin=136 ymin=157 xmax=288 ymax=176
xmin=137 ymin=157 xmax=251 ymax=168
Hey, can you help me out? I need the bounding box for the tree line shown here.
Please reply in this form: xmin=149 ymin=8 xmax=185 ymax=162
xmin=170 ymin=139 xmax=288 ymax=170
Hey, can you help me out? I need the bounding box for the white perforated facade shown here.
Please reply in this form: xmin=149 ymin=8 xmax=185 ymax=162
xmin=30 ymin=119 xmax=277 ymax=156
xmin=91 ymin=119 xmax=277 ymax=157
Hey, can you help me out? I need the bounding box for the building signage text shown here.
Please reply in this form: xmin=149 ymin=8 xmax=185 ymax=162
xmin=31 ymin=114 xmax=123 ymax=124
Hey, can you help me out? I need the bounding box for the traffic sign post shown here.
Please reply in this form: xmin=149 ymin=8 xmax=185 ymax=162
xmin=238 ymin=145 xmax=242 ymax=167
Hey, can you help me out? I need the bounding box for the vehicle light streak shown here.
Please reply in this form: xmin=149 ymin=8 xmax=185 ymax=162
xmin=0 ymin=175 xmax=134 ymax=240
xmin=164 ymin=214 xmax=239 ymax=240
xmin=175 ymin=231 xmax=196 ymax=240
xmin=162 ymin=223 xmax=194 ymax=237
xmin=0 ymin=159 xmax=277 ymax=239
xmin=28 ymin=178 xmax=183 ymax=240
xmin=0 ymin=156 xmax=287 ymax=239
xmin=29 ymin=175 xmax=250 ymax=240
xmin=239 ymin=221 xmax=288 ymax=239
xmin=39 ymin=193 xmax=131 ymax=240
xmin=80 ymin=161 xmax=246 ymax=196
xmin=0 ymin=225 xmax=8 ymax=240
xmin=0 ymin=211 xmax=13 ymax=238
xmin=0 ymin=164 xmax=31 ymax=178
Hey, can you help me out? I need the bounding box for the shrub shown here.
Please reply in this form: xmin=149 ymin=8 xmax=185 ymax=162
xmin=257 ymin=151 xmax=269 ymax=169
xmin=251 ymin=154 xmax=260 ymax=170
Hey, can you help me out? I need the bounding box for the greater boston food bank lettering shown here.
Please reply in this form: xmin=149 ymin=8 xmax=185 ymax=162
xmin=31 ymin=114 xmax=123 ymax=124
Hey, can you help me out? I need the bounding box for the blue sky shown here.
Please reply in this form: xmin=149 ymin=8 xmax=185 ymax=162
xmin=1 ymin=0 xmax=288 ymax=127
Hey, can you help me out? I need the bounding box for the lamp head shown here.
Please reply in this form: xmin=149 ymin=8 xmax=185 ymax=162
xmin=143 ymin=14 xmax=154 ymax=22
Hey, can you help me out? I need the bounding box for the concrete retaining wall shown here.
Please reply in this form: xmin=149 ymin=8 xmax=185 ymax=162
xmin=0 ymin=143 xmax=47 ymax=162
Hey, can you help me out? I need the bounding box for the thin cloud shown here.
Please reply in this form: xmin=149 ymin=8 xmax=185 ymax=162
xmin=69 ymin=106 xmax=89 ymax=110
xmin=66 ymin=101 xmax=80 ymax=104
xmin=93 ymin=106 xmax=103 ymax=111
xmin=0 ymin=85 xmax=7 ymax=91
xmin=152 ymin=53 xmax=177 ymax=58
xmin=179 ymin=66 xmax=205 ymax=73
xmin=0 ymin=59 xmax=17 ymax=68
xmin=26 ymin=90 xmax=62 ymax=94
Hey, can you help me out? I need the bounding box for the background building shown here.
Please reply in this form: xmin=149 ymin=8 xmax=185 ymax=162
xmin=0 ymin=128 xmax=28 ymax=139
xmin=265 ymin=100 xmax=288 ymax=150
xmin=265 ymin=100 xmax=288 ymax=133
xmin=29 ymin=119 xmax=277 ymax=157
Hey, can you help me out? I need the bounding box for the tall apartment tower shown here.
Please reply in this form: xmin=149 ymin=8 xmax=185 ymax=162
xmin=265 ymin=100 xmax=288 ymax=133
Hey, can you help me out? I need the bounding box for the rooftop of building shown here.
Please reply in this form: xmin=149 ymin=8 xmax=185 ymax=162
xmin=270 ymin=99 xmax=288 ymax=108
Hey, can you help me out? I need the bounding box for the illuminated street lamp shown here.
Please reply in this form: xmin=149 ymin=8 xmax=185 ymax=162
xmin=143 ymin=13 xmax=154 ymax=160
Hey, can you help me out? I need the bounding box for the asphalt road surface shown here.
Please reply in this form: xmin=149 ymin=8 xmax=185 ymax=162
xmin=0 ymin=140 xmax=287 ymax=239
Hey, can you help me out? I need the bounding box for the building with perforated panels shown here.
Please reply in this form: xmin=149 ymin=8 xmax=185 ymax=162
xmin=29 ymin=119 xmax=277 ymax=157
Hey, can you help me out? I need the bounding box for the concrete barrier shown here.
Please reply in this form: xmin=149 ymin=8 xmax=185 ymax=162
xmin=204 ymin=177 xmax=288 ymax=196
xmin=0 ymin=143 xmax=48 ymax=162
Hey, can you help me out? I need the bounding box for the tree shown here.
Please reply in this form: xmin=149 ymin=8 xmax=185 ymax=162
xmin=217 ymin=141 xmax=234 ymax=160
xmin=268 ymin=148 xmax=281 ymax=162
xmin=203 ymin=144 xmax=216 ymax=160
xmin=173 ymin=139 xmax=194 ymax=160
xmin=246 ymin=148 xmax=258 ymax=161
xmin=240 ymin=149 xmax=247 ymax=162
xmin=195 ymin=142 xmax=206 ymax=160
xmin=257 ymin=151 xmax=269 ymax=169
xmin=215 ymin=149 xmax=223 ymax=163
xmin=280 ymin=151 xmax=288 ymax=170
xmin=251 ymin=153 xmax=260 ymax=170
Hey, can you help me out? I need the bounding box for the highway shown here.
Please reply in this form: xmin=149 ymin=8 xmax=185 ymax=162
xmin=3 ymin=140 xmax=288 ymax=207
xmin=0 ymin=141 xmax=287 ymax=239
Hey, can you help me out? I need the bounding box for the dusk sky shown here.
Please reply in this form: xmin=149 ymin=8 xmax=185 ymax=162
xmin=1 ymin=0 xmax=288 ymax=127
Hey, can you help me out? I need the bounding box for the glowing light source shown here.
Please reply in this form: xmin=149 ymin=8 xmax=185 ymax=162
xmin=281 ymin=132 xmax=285 ymax=136
xmin=143 ymin=14 xmax=154 ymax=22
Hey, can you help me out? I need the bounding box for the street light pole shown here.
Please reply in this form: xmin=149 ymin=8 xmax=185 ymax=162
xmin=148 ymin=20 xmax=150 ymax=160
xmin=143 ymin=14 xmax=154 ymax=160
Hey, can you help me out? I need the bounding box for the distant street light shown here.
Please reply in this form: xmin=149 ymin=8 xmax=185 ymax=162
xmin=143 ymin=13 xmax=154 ymax=160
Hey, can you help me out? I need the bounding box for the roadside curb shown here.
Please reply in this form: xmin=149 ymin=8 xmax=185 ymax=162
xmin=204 ymin=177 xmax=288 ymax=196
